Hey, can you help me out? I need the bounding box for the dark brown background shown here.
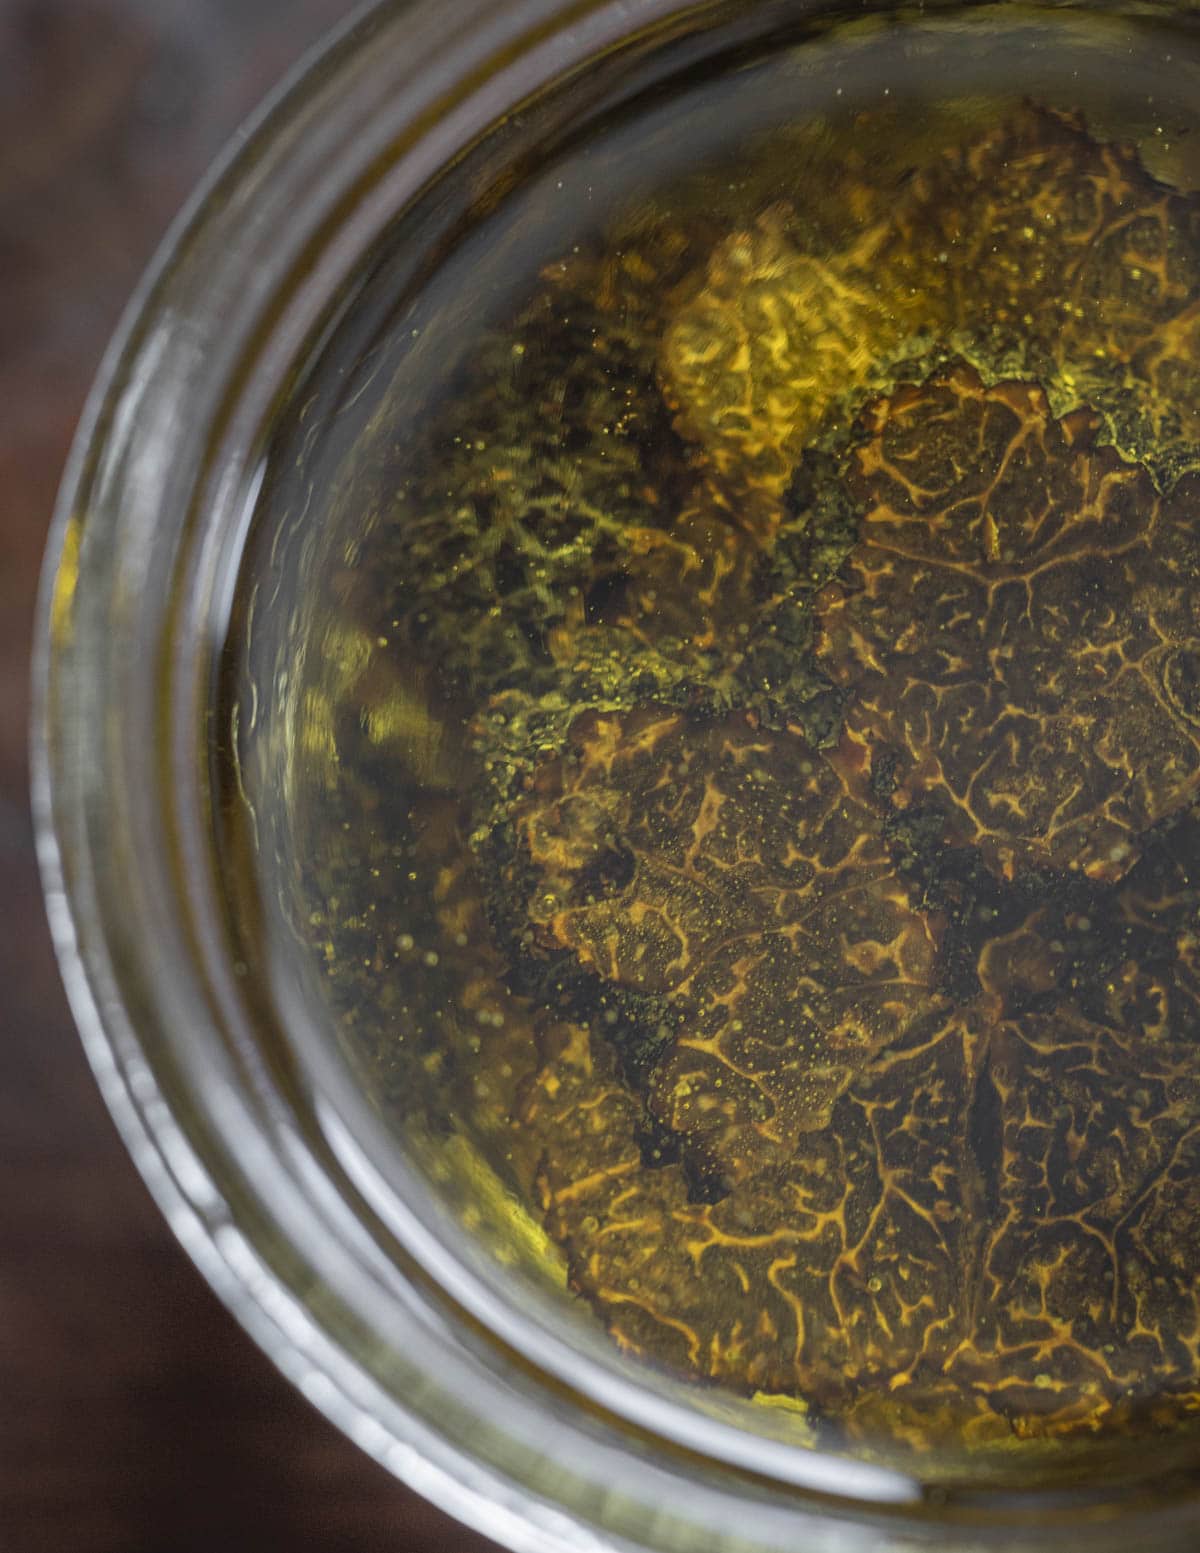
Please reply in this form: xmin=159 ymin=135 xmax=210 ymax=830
xmin=0 ymin=3 xmax=500 ymax=1548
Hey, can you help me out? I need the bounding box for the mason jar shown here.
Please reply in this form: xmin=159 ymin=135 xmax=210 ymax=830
xmin=34 ymin=1 xmax=1200 ymax=1548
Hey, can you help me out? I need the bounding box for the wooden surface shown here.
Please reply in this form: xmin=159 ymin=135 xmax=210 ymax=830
xmin=0 ymin=4 xmax=501 ymax=1549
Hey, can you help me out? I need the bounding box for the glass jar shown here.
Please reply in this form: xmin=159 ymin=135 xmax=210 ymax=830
xmin=34 ymin=1 xmax=1200 ymax=1547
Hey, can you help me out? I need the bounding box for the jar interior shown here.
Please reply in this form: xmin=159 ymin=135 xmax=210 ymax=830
xmin=212 ymin=0 xmax=1200 ymax=1489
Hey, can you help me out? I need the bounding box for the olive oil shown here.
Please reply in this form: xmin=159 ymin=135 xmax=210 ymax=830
xmin=217 ymin=3 xmax=1200 ymax=1464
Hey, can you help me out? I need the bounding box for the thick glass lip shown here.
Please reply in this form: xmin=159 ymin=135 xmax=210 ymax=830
xmin=31 ymin=0 xmax=1200 ymax=1547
